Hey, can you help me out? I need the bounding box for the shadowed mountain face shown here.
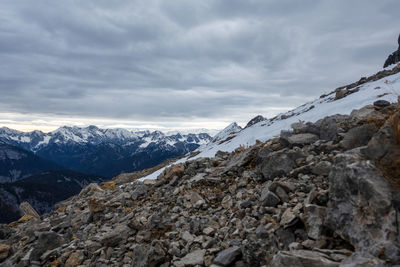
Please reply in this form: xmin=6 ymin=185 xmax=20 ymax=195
xmin=0 ymin=170 xmax=105 ymax=223
xmin=0 ymin=127 xmax=212 ymax=178
xmin=0 ymin=143 xmax=64 ymax=183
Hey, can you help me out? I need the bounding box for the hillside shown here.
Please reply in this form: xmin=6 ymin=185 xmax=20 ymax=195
xmin=0 ymin=67 xmax=400 ymax=266
xmin=0 ymin=143 xmax=64 ymax=183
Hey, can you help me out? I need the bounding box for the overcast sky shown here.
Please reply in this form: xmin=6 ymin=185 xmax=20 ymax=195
xmin=1 ymin=0 xmax=399 ymax=132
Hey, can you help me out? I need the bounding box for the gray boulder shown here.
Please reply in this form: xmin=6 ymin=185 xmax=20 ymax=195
xmin=258 ymin=149 xmax=303 ymax=180
xmin=178 ymin=249 xmax=205 ymax=266
xmin=131 ymin=184 xmax=148 ymax=200
xmin=260 ymin=190 xmax=280 ymax=207
xmin=326 ymin=152 xmax=400 ymax=263
xmin=214 ymin=246 xmax=242 ymax=266
xmin=311 ymin=161 xmax=332 ymax=176
xmin=315 ymin=115 xmax=348 ymax=142
xmin=340 ymin=124 xmax=377 ymax=150
xmin=304 ymin=204 xmax=327 ymax=240
xmin=287 ymin=133 xmax=319 ymax=146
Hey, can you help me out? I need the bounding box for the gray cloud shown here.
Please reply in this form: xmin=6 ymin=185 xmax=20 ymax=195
xmin=1 ymin=0 xmax=400 ymax=130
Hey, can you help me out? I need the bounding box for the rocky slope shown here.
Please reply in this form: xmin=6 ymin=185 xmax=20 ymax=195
xmin=0 ymin=99 xmax=399 ymax=266
xmin=0 ymin=126 xmax=212 ymax=178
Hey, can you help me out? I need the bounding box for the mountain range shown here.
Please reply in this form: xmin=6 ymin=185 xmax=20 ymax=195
xmin=0 ymin=126 xmax=212 ymax=178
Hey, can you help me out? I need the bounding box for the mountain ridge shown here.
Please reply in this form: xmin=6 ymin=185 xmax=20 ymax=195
xmin=0 ymin=126 xmax=213 ymax=178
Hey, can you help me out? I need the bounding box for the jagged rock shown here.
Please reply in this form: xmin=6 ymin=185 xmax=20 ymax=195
xmin=0 ymin=244 xmax=10 ymax=261
xmin=269 ymin=181 xmax=295 ymax=193
xmin=221 ymin=195 xmax=233 ymax=209
xmin=131 ymin=184 xmax=148 ymax=200
xmin=260 ymin=190 xmax=280 ymax=207
xmin=315 ymin=115 xmax=347 ymax=142
xmin=19 ymin=202 xmax=40 ymax=218
xmin=30 ymin=231 xmax=64 ymax=261
xmin=160 ymin=163 xmax=185 ymax=181
xmin=258 ymin=149 xmax=303 ymax=180
xmin=100 ymin=225 xmax=129 ymax=247
xmin=213 ymin=246 xmax=242 ymax=266
xmin=178 ymin=249 xmax=205 ymax=266
xmin=362 ymin=115 xmax=400 ymax=181
xmin=203 ymin=227 xmax=215 ymax=236
xmin=79 ymin=183 xmax=103 ymax=196
xmin=326 ymin=152 xmax=400 ymax=263
xmin=65 ymin=251 xmax=84 ymax=267
xmin=287 ymin=133 xmax=319 ymax=146
xmin=281 ymin=208 xmax=298 ymax=228
xmin=188 ymin=191 xmax=204 ymax=206
xmin=304 ymin=204 xmax=327 ymax=240
xmin=275 ymin=186 xmax=290 ymax=203
xmin=311 ymin=161 xmax=332 ymax=176
xmin=340 ymin=124 xmax=377 ymax=150
xmin=269 ymin=250 xmax=340 ymax=267
xmin=225 ymin=146 xmax=257 ymax=170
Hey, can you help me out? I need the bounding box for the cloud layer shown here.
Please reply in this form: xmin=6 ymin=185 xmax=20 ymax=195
xmin=1 ymin=0 xmax=400 ymax=131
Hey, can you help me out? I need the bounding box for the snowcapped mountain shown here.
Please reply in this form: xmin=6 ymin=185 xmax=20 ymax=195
xmin=208 ymin=122 xmax=242 ymax=145
xmin=0 ymin=126 xmax=210 ymax=151
xmin=0 ymin=126 xmax=212 ymax=178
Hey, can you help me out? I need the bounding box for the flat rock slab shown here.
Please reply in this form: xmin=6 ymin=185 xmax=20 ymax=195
xmin=179 ymin=249 xmax=205 ymax=266
xmin=288 ymin=133 xmax=319 ymax=146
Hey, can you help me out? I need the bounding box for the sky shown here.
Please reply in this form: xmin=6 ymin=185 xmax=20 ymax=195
xmin=1 ymin=0 xmax=400 ymax=133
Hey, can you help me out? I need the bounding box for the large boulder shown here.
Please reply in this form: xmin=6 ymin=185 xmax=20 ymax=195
xmin=339 ymin=124 xmax=377 ymax=150
xmin=287 ymin=133 xmax=319 ymax=147
xmin=258 ymin=149 xmax=303 ymax=180
xmin=314 ymin=115 xmax=348 ymax=142
xmin=326 ymin=152 xmax=400 ymax=264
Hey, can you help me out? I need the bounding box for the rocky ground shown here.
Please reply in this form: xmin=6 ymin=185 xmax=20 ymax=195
xmin=0 ymin=100 xmax=400 ymax=266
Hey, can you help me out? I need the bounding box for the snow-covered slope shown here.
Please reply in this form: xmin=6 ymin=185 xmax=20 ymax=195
xmin=140 ymin=67 xmax=400 ymax=180
xmin=196 ymin=71 xmax=399 ymax=158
